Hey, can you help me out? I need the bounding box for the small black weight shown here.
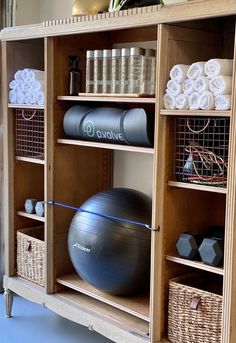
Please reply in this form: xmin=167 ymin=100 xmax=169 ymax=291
xmin=206 ymin=225 xmax=225 ymax=240
xmin=35 ymin=201 xmax=45 ymax=217
xmin=176 ymin=232 xmax=202 ymax=260
xmin=199 ymin=236 xmax=224 ymax=267
xmin=24 ymin=199 xmax=37 ymax=214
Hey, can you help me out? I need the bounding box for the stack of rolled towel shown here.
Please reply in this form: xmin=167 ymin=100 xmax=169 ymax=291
xmin=9 ymin=68 xmax=45 ymax=105
xmin=164 ymin=58 xmax=233 ymax=110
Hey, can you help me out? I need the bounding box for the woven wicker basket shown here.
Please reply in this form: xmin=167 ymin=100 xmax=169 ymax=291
xmin=17 ymin=226 xmax=45 ymax=287
xmin=168 ymin=273 xmax=223 ymax=343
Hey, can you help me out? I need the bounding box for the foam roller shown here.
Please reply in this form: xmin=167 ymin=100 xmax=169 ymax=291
xmin=63 ymin=105 xmax=154 ymax=147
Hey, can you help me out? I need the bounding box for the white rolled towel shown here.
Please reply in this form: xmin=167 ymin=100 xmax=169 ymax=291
xmin=9 ymin=90 xmax=17 ymax=103
xmin=199 ymin=91 xmax=215 ymax=110
xmin=166 ymin=79 xmax=182 ymax=96
xmin=37 ymin=91 xmax=45 ymax=105
xmin=9 ymin=80 xmax=17 ymax=90
xmin=14 ymin=70 xmax=23 ymax=80
xmin=215 ymin=95 xmax=231 ymax=110
xmin=24 ymin=90 xmax=37 ymax=105
xmin=14 ymin=79 xmax=25 ymax=93
xmin=182 ymin=78 xmax=194 ymax=95
xmin=30 ymin=80 xmax=44 ymax=91
xmin=176 ymin=93 xmax=189 ymax=110
xmin=28 ymin=70 xmax=44 ymax=81
xmin=170 ymin=64 xmax=189 ymax=83
xmin=209 ymin=75 xmax=232 ymax=95
xmin=17 ymin=91 xmax=25 ymax=104
xmin=164 ymin=93 xmax=176 ymax=110
xmin=187 ymin=62 xmax=206 ymax=79
xmin=205 ymin=58 xmax=233 ymax=78
xmin=24 ymin=92 xmax=30 ymax=104
xmin=189 ymin=92 xmax=201 ymax=110
xmin=21 ymin=68 xmax=32 ymax=82
xmin=24 ymin=81 xmax=32 ymax=93
xmin=194 ymin=77 xmax=210 ymax=93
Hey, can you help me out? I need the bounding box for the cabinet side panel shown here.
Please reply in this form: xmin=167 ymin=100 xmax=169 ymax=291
xmin=2 ymin=42 xmax=15 ymax=277
xmin=222 ymin=21 xmax=236 ymax=343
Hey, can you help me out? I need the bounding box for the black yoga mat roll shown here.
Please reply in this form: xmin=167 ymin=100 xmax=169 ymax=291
xmin=63 ymin=105 xmax=154 ymax=147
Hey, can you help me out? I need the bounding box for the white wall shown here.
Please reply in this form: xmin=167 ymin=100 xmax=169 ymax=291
xmin=113 ymin=152 xmax=153 ymax=197
xmin=14 ymin=0 xmax=75 ymax=24
xmin=39 ymin=0 xmax=74 ymax=22
xmin=14 ymin=0 xmax=40 ymax=25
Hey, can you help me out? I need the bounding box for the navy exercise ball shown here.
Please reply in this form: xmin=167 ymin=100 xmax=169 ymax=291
xmin=68 ymin=188 xmax=152 ymax=296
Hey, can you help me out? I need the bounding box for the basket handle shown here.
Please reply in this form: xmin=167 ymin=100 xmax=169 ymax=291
xmin=21 ymin=109 xmax=37 ymax=121
xmin=26 ymin=240 xmax=32 ymax=252
xmin=187 ymin=118 xmax=211 ymax=134
xmin=190 ymin=295 xmax=201 ymax=310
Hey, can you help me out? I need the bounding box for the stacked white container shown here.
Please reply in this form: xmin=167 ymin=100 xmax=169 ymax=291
xmin=141 ymin=49 xmax=156 ymax=95
xmin=94 ymin=50 xmax=103 ymax=93
xmin=128 ymin=47 xmax=144 ymax=94
xmin=120 ymin=48 xmax=130 ymax=94
xmin=111 ymin=49 xmax=121 ymax=94
xmin=102 ymin=49 xmax=112 ymax=93
xmin=85 ymin=50 xmax=94 ymax=93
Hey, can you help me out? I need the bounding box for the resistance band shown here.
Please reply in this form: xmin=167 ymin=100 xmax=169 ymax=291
xmin=47 ymin=200 xmax=159 ymax=232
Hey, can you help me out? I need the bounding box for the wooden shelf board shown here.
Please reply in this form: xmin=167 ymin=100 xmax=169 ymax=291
xmin=8 ymin=103 xmax=45 ymax=110
xmin=160 ymin=109 xmax=231 ymax=117
xmin=57 ymin=291 xmax=150 ymax=341
xmin=56 ymin=273 xmax=150 ymax=322
xmin=166 ymin=254 xmax=224 ymax=276
xmin=4 ymin=276 xmax=149 ymax=343
xmin=57 ymin=139 xmax=154 ymax=154
xmin=57 ymin=95 xmax=156 ymax=104
xmin=168 ymin=181 xmax=227 ymax=194
xmin=15 ymin=156 xmax=45 ymax=164
xmin=17 ymin=210 xmax=45 ymax=222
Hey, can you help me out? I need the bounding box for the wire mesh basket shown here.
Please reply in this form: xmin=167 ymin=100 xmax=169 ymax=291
xmin=15 ymin=109 xmax=44 ymax=159
xmin=175 ymin=117 xmax=229 ymax=187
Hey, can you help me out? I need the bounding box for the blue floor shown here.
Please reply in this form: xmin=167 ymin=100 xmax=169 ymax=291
xmin=0 ymin=294 xmax=112 ymax=343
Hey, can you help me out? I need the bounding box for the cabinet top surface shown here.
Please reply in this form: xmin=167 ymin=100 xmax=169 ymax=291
xmin=1 ymin=0 xmax=236 ymax=41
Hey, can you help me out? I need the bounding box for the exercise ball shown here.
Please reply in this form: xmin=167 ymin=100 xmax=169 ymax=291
xmin=68 ymin=188 xmax=152 ymax=295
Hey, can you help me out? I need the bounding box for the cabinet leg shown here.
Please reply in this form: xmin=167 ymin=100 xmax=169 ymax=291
xmin=4 ymin=289 xmax=14 ymax=318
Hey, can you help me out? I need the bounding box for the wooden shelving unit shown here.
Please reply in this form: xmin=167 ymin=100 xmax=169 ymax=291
xmin=56 ymin=291 xmax=150 ymax=342
xmin=2 ymin=2 xmax=236 ymax=343
xmin=57 ymin=273 xmax=150 ymax=321
xmin=57 ymin=139 xmax=154 ymax=154
xmin=17 ymin=210 xmax=45 ymax=222
xmin=57 ymin=95 xmax=156 ymax=104
xmin=168 ymin=181 xmax=227 ymax=194
xmin=15 ymin=156 xmax=45 ymax=164
xmin=8 ymin=104 xmax=45 ymax=110
xmin=166 ymin=254 xmax=224 ymax=276
xmin=160 ymin=109 xmax=231 ymax=117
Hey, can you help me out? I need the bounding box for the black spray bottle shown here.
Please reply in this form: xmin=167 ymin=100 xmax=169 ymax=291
xmin=68 ymin=56 xmax=82 ymax=95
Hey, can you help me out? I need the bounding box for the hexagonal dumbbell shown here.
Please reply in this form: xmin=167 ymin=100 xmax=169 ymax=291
xmin=199 ymin=237 xmax=224 ymax=267
xmin=207 ymin=225 xmax=225 ymax=240
xmin=35 ymin=201 xmax=45 ymax=217
xmin=24 ymin=199 xmax=37 ymax=214
xmin=176 ymin=233 xmax=203 ymax=260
